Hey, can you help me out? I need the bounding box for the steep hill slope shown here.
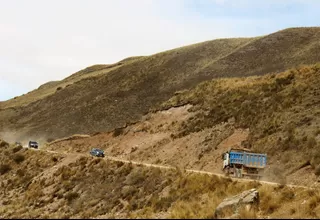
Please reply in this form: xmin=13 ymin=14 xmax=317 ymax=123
xmin=42 ymin=63 xmax=320 ymax=188
xmin=1 ymin=141 xmax=320 ymax=219
xmin=0 ymin=57 xmax=144 ymax=109
xmin=164 ymin=63 xmax=320 ymax=184
xmin=1 ymin=27 xmax=320 ymax=141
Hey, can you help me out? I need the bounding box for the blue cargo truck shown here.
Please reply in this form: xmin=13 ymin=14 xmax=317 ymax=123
xmin=222 ymin=148 xmax=267 ymax=179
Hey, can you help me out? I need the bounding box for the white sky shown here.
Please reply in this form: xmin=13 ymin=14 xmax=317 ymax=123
xmin=1 ymin=0 xmax=319 ymax=101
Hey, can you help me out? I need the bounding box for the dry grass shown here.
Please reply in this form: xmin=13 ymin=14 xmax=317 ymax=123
xmin=1 ymin=144 xmax=320 ymax=218
xmin=259 ymin=190 xmax=281 ymax=214
xmin=11 ymin=154 xmax=25 ymax=164
xmin=238 ymin=205 xmax=257 ymax=219
xmin=2 ymin=28 xmax=320 ymax=141
xmin=0 ymin=164 xmax=11 ymax=175
xmin=113 ymin=127 xmax=125 ymax=137
xmin=0 ymin=60 xmax=133 ymax=110
xmin=162 ymin=63 xmax=320 ymax=175
xmin=47 ymin=134 xmax=91 ymax=145
xmin=12 ymin=145 xmax=23 ymax=153
xmin=305 ymin=192 xmax=320 ymax=217
xmin=0 ymin=139 xmax=9 ymax=148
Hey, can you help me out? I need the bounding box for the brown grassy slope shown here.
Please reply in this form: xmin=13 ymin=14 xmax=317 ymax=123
xmin=1 ymin=143 xmax=320 ymax=219
xmin=0 ymin=37 xmax=252 ymax=140
xmin=1 ymin=27 xmax=320 ymax=141
xmin=162 ymin=63 xmax=320 ymax=181
xmin=0 ymin=57 xmax=144 ymax=110
xmin=201 ymin=27 xmax=320 ymax=78
xmin=43 ymin=66 xmax=320 ymax=187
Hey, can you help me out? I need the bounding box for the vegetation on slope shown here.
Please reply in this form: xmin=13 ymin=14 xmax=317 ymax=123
xmin=0 ymin=57 xmax=142 ymax=109
xmin=161 ymin=63 xmax=320 ymax=179
xmin=1 ymin=142 xmax=320 ymax=218
xmin=1 ymin=27 xmax=320 ymax=140
xmin=0 ymin=37 xmax=252 ymax=140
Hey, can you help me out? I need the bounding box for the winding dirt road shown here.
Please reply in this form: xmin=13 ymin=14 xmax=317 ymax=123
xmin=27 ymin=146 xmax=311 ymax=190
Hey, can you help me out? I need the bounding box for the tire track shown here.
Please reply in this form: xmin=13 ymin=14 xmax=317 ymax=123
xmin=30 ymin=147 xmax=311 ymax=190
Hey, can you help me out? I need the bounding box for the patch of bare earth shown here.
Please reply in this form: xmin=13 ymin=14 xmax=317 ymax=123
xmin=46 ymin=105 xmax=246 ymax=175
xmin=46 ymin=104 xmax=320 ymax=188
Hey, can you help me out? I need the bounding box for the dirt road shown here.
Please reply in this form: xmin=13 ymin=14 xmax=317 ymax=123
xmin=25 ymin=146 xmax=311 ymax=190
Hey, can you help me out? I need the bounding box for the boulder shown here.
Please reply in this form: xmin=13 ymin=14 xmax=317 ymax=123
xmin=214 ymin=188 xmax=259 ymax=219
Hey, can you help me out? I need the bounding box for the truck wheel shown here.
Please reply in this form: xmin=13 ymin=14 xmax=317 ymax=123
xmin=223 ymin=166 xmax=230 ymax=176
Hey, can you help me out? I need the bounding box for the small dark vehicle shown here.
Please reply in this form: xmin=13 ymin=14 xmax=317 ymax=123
xmin=28 ymin=141 xmax=39 ymax=149
xmin=90 ymin=148 xmax=105 ymax=157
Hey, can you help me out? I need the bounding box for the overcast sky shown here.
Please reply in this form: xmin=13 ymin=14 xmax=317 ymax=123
xmin=0 ymin=0 xmax=319 ymax=101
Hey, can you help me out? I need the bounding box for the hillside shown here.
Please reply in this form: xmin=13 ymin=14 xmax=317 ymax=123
xmin=0 ymin=58 xmax=143 ymax=109
xmin=42 ymin=64 xmax=320 ymax=188
xmin=1 ymin=141 xmax=320 ymax=218
xmin=1 ymin=27 xmax=320 ymax=142
xmin=160 ymin=63 xmax=320 ymax=185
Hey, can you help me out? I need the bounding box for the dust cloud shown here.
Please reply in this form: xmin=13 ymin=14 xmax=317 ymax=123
xmin=0 ymin=130 xmax=50 ymax=148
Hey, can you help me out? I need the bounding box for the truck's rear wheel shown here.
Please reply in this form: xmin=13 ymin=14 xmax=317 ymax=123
xmin=223 ymin=167 xmax=229 ymax=176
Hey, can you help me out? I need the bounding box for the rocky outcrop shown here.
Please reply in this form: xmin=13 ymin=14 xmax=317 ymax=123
xmin=214 ymin=188 xmax=259 ymax=219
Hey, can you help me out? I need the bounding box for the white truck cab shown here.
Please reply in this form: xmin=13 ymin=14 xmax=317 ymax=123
xmin=222 ymin=152 xmax=229 ymax=169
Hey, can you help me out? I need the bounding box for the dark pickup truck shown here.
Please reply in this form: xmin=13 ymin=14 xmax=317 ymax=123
xmin=28 ymin=141 xmax=39 ymax=149
xmin=90 ymin=148 xmax=105 ymax=157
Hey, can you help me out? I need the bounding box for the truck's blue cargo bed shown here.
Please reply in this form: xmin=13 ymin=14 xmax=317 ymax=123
xmin=229 ymin=151 xmax=267 ymax=168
